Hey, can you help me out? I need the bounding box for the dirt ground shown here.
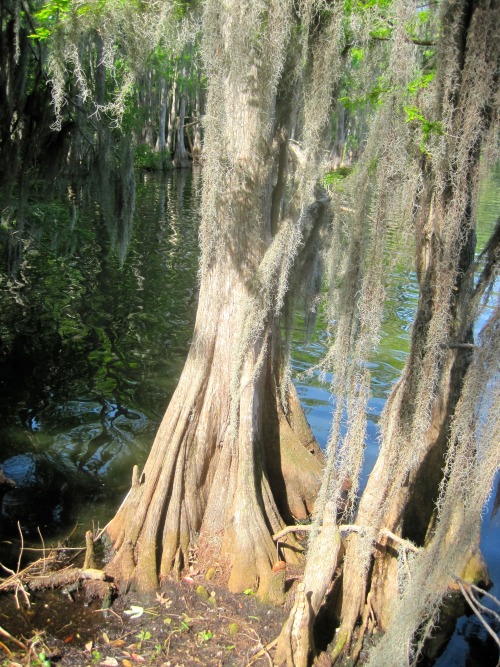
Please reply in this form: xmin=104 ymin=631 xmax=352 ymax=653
xmin=0 ymin=575 xmax=291 ymax=667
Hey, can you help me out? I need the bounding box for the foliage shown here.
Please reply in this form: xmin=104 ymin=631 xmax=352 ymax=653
xmin=134 ymin=144 xmax=173 ymax=170
xmin=403 ymin=104 xmax=443 ymax=153
xmin=323 ymin=166 xmax=353 ymax=189
xmin=28 ymin=0 xmax=72 ymax=41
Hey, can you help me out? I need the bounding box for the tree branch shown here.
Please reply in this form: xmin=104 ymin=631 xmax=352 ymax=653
xmin=455 ymin=578 xmax=500 ymax=648
xmin=273 ymin=524 xmax=419 ymax=552
xmin=370 ymin=35 xmax=436 ymax=47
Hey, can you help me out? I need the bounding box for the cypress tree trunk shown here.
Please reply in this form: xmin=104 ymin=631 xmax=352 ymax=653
xmin=156 ymin=77 xmax=168 ymax=153
xmin=105 ymin=0 xmax=327 ymax=596
xmin=166 ymin=80 xmax=177 ymax=155
xmin=173 ymin=93 xmax=190 ymax=168
xmin=105 ymin=254 xmax=323 ymax=594
xmin=336 ymin=210 xmax=477 ymax=649
xmin=192 ymin=75 xmax=203 ymax=162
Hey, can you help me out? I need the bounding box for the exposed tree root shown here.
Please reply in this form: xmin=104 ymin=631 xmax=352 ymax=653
xmin=351 ymin=591 xmax=374 ymax=664
xmin=275 ymin=504 xmax=342 ymax=667
xmin=1 ymin=562 xmax=107 ymax=592
xmin=275 ymin=583 xmax=314 ymax=667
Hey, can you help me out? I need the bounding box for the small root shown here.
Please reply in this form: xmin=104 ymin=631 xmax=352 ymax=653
xmin=0 ymin=625 xmax=28 ymax=651
xmin=351 ymin=592 xmax=373 ymax=664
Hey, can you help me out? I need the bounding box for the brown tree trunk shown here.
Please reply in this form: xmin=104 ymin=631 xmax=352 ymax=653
xmin=192 ymin=85 xmax=203 ymax=161
xmin=139 ymin=70 xmax=156 ymax=149
xmin=275 ymin=503 xmax=342 ymax=667
xmin=105 ymin=250 xmax=323 ymax=594
xmin=105 ymin=1 xmax=326 ymax=595
xmin=173 ymin=93 xmax=190 ymax=168
xmin=166 ymin=81 xmax=177 ymax=155
xmin=155 ymin=77 xmax=167 ymax=153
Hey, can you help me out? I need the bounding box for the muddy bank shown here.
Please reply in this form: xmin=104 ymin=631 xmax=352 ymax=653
xmin=0 ymin=578 xmax=288 ymax=666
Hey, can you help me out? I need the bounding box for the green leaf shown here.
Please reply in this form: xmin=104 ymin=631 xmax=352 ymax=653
xmin=403 ymin=105 xmax=443 ymax=152
xmin=407 ymin=71 xmax=436 ymax=96
xmin=404 ymin=105 xmax=426 ymax=124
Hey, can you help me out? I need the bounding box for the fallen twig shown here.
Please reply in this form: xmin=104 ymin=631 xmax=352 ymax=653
xmin=379 ymin=529 xmax=420 ymax=553
xmin=1 ymin=563 xmax=107 ymax=593
xmin=272 ymin=523 xmax=361 ymax=541
xmin=0 ymin=639 xmax=13 ymax=656
xmin=245 ymin=635 xmax=278 ymax=666
xmin=0 ymin=625 xmax=28 ymax=650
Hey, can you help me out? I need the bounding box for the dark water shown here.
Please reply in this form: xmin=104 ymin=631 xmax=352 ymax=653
xmin=0 ymin=168 xmax=498 ymax=664
xmin=0 ymin=169 xmax=200 ymax=537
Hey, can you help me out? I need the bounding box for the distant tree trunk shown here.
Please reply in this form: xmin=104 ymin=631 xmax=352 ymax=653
xmin=192 ymin=71 xmax=203 ymax=161
xmin=166 ymin=81 xmax=177 ymax=155
xmin=155 ymin=77 xmax=167 ymax=153
xmin=329 ymin=103 xmax=346 ymax=170
xmin=173 ymin=93 xmax=190 ymax=168
xmin=94 ymin=33 xmax=106 ymax=108
xmin=332 ymin=0 xmax=498 ymax=660
xmin=105 ymin=0 xmax=327 ymax=596
xmin=136 ymin=69 xmax=155 ymax=148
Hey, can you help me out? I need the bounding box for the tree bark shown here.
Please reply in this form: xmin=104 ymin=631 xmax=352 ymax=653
xmin=173 ymin=93 xmax=190 ymax=168
xmin=105 ymin=0 xmax=326 ymax=595
xmin=192 ymin=75 xmax=203 ymax=162
xmin=166 ymin=80 xmax=177 ymax=155
xmin=275 ymin=503 xmax=342 ymax=667
xmin=155 ymin=77 xmax=167 ymax=153
xmin=105 ymin=249 xmax=324 ymax=593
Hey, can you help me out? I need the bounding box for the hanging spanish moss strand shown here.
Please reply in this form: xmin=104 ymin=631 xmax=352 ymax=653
xmin=312 ymin=0 xmax=421 ymax=536
xmin=363 ymin=1 xmax=500 ymax=663
xmin=366 ymin=306 xmax=500 ymax=667
xmin=198 ymin=1 xmax=347 ymax=439
xmin=45 ymin=0 xmax=190 ymax=130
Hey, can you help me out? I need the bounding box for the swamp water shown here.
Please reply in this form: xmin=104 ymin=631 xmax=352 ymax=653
xmin=0 ymin=168 xmax=498 ymax=665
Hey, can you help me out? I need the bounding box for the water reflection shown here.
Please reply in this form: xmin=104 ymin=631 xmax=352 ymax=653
xmin=0 ymin=169 xmax=200 ymax=538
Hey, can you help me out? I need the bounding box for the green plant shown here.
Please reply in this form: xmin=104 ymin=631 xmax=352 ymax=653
xmin=26 ymin=631 xmax=51 ymax=667
xmin=153 ymin=642 xmax=164 ymax=656
xmin=91 ymin=649 xmax=102 ymax=663
xmin=404 ymin=105 xmax=443 ymax=153
xmin=323 ymin=166 xmax=353 ymax=189
xmin=29 ymin=0 xmax=71 ymax=41
xmin=135 ymin=630 xmax=151 ymax=649
xmin=33 ymin=652 xmax=51 ymax=667
xmin=134 ymin=145 xmax=173 ymax=171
